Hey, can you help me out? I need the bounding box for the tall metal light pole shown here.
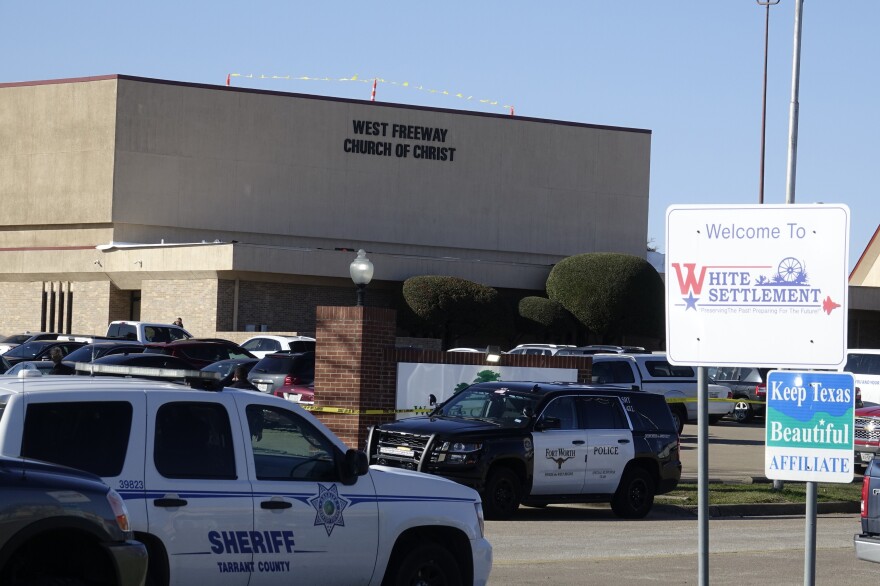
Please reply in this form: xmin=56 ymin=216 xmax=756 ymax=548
xmin=757 ymin=0 xmax=780 ymax=204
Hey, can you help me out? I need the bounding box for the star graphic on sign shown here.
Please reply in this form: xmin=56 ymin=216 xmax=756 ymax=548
xmin=683 ymin=293 xmax=699 ymax=310
xmin=819 ymin=419 xmax=825 ymax=426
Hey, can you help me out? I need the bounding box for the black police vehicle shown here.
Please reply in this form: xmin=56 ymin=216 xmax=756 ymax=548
xmin=367 ymin=381 xmax=682 ymax=520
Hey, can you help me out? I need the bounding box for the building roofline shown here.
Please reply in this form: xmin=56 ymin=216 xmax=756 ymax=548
xmin=850 ymin=223 xmax=880 ymax=283
xmin=0 ymin=74 xmax=652 ymax=136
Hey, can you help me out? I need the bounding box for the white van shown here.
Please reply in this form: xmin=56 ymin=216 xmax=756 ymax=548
xmin=846 ymin=349 xmax=880 ymax=406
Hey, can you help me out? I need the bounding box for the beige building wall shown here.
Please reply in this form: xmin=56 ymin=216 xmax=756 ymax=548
xmin=0 ymin=78 xmax=117 ymax=247
xmin=0 ymin=75 xmax=655 ymax=338
xmin=109 ymin=77 xmax=650 ymax=265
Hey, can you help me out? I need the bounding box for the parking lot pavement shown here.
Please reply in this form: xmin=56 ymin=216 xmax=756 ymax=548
xmin=679 ymin=418 xmax=769 ymax=482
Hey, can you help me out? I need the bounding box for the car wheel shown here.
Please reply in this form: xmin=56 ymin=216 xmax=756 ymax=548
xmin=611 ymin=466 xmax=655 ymax=519
xmin=732 ymin=398 xmax=753 ymax=423
xmin=670 ymin=405 xmax=686 ymax=434
xmin=481 ymin=468 xmax=522 ymax=520
xmin=389 ymin=542 xmax=462 ymax=586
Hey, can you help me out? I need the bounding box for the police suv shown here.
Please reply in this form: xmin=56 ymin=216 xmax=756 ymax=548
xmin=0 ymin=375 xmax=492 ymax=586
xmin=367 ymin=382 xmax=682 ymax=520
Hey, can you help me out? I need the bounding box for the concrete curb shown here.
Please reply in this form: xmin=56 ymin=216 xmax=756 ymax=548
xmin=662 ymin=501 xmax=861 ymax=517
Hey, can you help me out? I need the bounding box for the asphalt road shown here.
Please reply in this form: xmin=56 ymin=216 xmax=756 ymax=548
xmin=679 ymin=418 xmax=769 ymax=481
xmin=483 ymin=417 xmax=873 ymax=585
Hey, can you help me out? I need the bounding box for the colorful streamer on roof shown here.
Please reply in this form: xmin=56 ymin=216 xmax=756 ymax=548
xmin=226 ymin=73 xmax=515 ymax=115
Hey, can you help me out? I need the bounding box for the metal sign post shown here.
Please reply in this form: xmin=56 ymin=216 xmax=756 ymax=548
xmin=765 ymin=370 xmax=855 ymax=585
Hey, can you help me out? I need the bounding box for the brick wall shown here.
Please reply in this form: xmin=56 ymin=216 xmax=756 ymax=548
xmin=73 ymin=281 xmax=114 ymax=335
xmin=313 ymin=306 xmax=397 ymax=448
xmin=235 ymin=281 xmax=392 ymax=337
xmin=108 ymin=284 xmax=132 ymax=323
xmin=141 ymin=279 xmax=218 ymax=338
xmin=0 ymin=282 xmax=45 ymax=333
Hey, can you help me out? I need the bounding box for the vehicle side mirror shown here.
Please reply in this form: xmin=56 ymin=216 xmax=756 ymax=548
xmin=534 ymin=416 xmax=561 ymax=431
xmin=340 ymin=449 xmax=369 ymax=485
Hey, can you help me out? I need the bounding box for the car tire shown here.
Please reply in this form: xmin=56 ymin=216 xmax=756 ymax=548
xmin=732 ymin=398 xmax=754 ymax=423
xmin=670 ymin=405 xmax=686 ymax=434
xmin=389 ymin=542 xmax=462 ymax=586
xmin=482 ymin=468 xmax=522 ymax=520
xmin=611 ymin=466 xmax=655 ymax=519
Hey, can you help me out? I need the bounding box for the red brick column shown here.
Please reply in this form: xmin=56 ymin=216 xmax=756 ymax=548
xmin=313 ymin=306 xmax=397 ymax=449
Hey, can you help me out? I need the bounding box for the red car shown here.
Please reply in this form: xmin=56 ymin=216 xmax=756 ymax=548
xmin=271 ymin=381 xmax=315 ymax=404
xmin=856 ymin=402 xmax=880 ymax=471
xmin=143 ymin=339 xmax=254 ymax=369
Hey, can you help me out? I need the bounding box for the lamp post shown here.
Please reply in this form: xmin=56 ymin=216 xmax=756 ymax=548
xmin=757 ymin=0 xmax=780 ymax=204
xmin=349 ymin=249 xmax=374 ymax=307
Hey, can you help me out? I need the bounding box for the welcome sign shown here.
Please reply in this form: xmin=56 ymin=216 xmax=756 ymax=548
xmin=764 ymin=370 xmax=855 ymax=483
xmin=665 ymin=204 xmax=850 ymax=368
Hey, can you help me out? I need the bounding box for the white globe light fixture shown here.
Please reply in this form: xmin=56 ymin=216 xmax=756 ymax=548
xmin=349 ymin=249 xmax=374 ymax=307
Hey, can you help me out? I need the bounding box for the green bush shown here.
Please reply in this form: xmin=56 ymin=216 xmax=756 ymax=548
xmin=546 ymin=253 xmax=664 ymax=342
xmin=402 ymin=276 xmax=500 ymax=346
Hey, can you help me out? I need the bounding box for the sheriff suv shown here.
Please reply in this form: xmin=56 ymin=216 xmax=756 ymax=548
xmin=367 ymin=381 xmax=682 ymax=520
xmin=0 ymin=376 xmax=491 ymax=586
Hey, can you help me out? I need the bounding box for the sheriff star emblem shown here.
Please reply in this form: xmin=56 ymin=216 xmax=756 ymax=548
xmin=308 ymin=484 xmax=350 ymax=536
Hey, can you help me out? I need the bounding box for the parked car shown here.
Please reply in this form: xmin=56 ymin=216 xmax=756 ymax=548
xmin=0 ymin=376 xmax=492 ymax=585
xmin=241 ymin=335 xmax=317 ymax=359
xmin=4 ymin=360 xmax=55 ymax=376
xmin=0 ymin=456 xmax=148 ymax=586
xmin=0 ymin=356 xmax=9 ymax=374
xmin=143 ymin=339 xmax=255 ymax=369
xmin=248 ymin=351 xmax=315 ymax=395
xmin=846 ymin=349 xmax=880 ymax=406
xmin=591 ymin=353 xmax=733 ymax=433
xmin=506 ymin=343 xmax=576 ymax=356
xmin=199 ymin=357 xmax=260 ymax=388
xmin=106 ymin=321 xmax=192 ymax=343
xmin=80 ymin=353 xmax=200 ymax=383
xmin=368 ymin=381 xmax=682 ymax=520
xmin=61 ymin=341 xmax=145 ymax=367
xmin=273 ymin=380 xmax=316 ymax=404
xmin=855 ymin=403 xmax=880 ymax=472
xmin=2 ymin=340 xmax=86 ymax=366
xmin=855 ymin=458 xmax=880 ymax=563
xmin=707 ymin=366 xmax=771 ymax=423
xmin=0 ymin=332 xmax=61 ymax=355
xmin=555 ymin=345 xmax=649 ymax=356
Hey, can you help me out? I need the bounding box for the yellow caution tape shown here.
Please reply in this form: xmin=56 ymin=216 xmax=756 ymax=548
xmin=302 ymin=397 xmax=764 ymax=416
xmin=302 ymin=405 xmax=434 ymax=415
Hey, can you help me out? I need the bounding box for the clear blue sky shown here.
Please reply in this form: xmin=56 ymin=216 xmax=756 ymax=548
xmin=5 ymin=2 xmax=877 ymax=271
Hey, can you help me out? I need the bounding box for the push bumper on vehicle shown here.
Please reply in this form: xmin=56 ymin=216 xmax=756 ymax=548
xmin=854 ymin=534 xmax=880 ymax=564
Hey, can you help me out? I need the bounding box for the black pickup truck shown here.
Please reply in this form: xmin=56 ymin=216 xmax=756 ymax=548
xmin=856 ymin=458 xmax=880 ymax=563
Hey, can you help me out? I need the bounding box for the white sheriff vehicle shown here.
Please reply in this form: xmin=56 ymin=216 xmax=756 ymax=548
xmin=0 ymin=375 xmax=492 ymax=586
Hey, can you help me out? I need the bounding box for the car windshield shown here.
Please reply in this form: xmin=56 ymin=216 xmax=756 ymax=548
xmin=202 ymin=361 xmax=239 ymax=377
xmin=3 ymin=341 xmax=50 ymax=359
xmin=63 ymin=345 xmax=103 ymax=362
xmin=435 ymin=387 xmax=538 ymax=427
